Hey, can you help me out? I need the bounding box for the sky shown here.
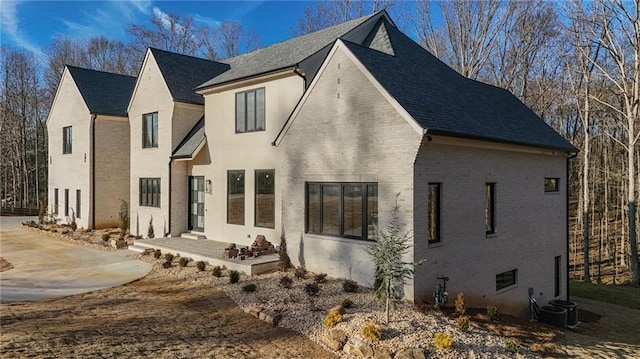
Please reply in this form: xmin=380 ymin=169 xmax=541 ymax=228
xmin=0 ymin=0 xmax=344 ymax=59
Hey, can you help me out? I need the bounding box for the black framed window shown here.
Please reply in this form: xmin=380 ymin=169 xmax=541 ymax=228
xmin=54 ymin=188 xmax=59 ymax=215
xmin=305 ymin=182 xmax=378 ymax=240
xmin=485 ymin=183 xmax=496 ymax=235
xmin=235 ymin=88 xmax=265 ymax=133
xmin=496 ymin=269 xmax=517 ymax=291
xmin=428 ymin=183 xmax=441 ymax=243
xmin=554 ymin=256 xmax=561 ymax=297
xmin=64 ymin=189 xmax=69 ymax=216
xmin=142 ymin=112 xmax=158 ymax=148
xmin=227 ymin=170 xmax=245 ymax=225
xmin=76 ymin=189 xmax=81 ymax=218
xmin=545 ymin=178 xmax=559 ymax=192
xmin=140 ymin=178 xmax=161 ymax=207
xmin=255 ymin=169 xmax=275 ymax=228
xmin=63 ymin=126 xmax=72 ymax=154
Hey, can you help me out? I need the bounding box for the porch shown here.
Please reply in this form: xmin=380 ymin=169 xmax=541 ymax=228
xmin=128 ymin=237 xmax=279 ymax=275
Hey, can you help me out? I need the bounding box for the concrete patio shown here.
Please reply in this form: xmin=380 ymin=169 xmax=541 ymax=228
xmin=128 ymin=237 xmax=279 ymax=275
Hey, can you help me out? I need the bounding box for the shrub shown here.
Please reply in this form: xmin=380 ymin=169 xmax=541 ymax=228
xmin=118 ymin=200 xmax=129 ymax=238
xmin=229 ymin=270 xmax=240 ymax=284
xmin=314 ymin=273 xmax=328 ymax=283
xmin=455 ymin=292 xmax=466 ymax=315
xmin=361 ymin=321 xmax=382 ymax=342
xmin=178 ymin=257 xmax=189 ymax=267
xmin=294 ymin=267 xmax=308 ymax=280
xmin=196 ymin=261 xmax=206 ymax=271
xmin=324 ymin=310 xmax=343 ymax=327
xmin=304 ymin=282 xmax=320 ymax=296
xmin=101 ymin=233 xmax=110 ymax=242
xmin=341 ymin=298 xmax=354 ymax=309
xmin=504 ymin=340 xmax=520 ymax=354
xmin=456 ymin=315 xmax=471 ymax=332
xmin=162 ymin=261 xmax=172 ymax=268
xmin=212 ymin=266 xmax=222 ymax=277
xmin=278 ymin=231 xmax=291 ymax=271
xmin=342 ymin=279 xmax=359 ymax=293
xmin=153 ymin=249 xmax=161 ymax=259
xmin=147 ymin=216 xmax=154 ymax=238
xmin=69 ymin=211 xmax=77 ymax=232
xmin=164 ymin=253 xmax=174 ymax=262
xmin=242 ymin=283 xmax=257 ymax=292
xmin=279 ymin=275 xmax=293 ymax=289
xmin=487 ymin=305 xmax=499 ymax=321
xmin=434 ymin=332 xmax=455 ymax=350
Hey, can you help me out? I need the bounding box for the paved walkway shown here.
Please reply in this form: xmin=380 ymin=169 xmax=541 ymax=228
xmin=0 ymin=216 xmax=151 ymax=302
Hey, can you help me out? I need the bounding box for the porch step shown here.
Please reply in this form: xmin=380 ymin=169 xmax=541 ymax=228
xmin=180 ymin=232 xmax=206 ymax=240
xmin=128 ymin=244 xmax=151 ymax=253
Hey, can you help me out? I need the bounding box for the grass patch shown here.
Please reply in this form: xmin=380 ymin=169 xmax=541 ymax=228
xmin=571 ymin=281 xmax=640 ymax=310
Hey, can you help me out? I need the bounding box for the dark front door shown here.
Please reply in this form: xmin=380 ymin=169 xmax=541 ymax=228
xmin=189 ymin=176 xmax=205 ymax=232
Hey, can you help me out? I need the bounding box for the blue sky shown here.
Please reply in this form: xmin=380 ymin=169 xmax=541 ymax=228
xmin=1 ymin=0 xmax=411 ymax=60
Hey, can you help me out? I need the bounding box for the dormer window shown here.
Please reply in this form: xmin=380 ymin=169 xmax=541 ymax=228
xmin=235 ymin=88 xmax=265 ymax=133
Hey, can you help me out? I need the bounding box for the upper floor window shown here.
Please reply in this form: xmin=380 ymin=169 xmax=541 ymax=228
xmin=428 ymin=183 xmax=441 ymax=243
xmin=235 ymin=88 xmax=265 ymax=133
xmin=143 ymin=112 xmax=158 ymax=148
xmin=485 ymin=183 xmax=496 ymax=235
xmin=545 ymin=178 xmax=559 ymax=192
xmin=63 ymin=126 xmax=72 ymax=154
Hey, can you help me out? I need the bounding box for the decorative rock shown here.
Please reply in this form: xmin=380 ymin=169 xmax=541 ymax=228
xmin=395 ymin=348 xmax=427 ymax=359
xmin=329 ymin=305 xmax=346 ymax=315
xmin=259 ymin=311 xmax=267 ymax=321
xmin=373 ymin=348 xmax=393 ymax=359
xmin=264 ymin=312 xmax=282 ymax=326
xmin=322 ymin=329 xmax=348 ymax=351
xmin=249 ymin=306 xmax=262 ymax=318
xmin=343 ymin=337 xmax=372 ymax=358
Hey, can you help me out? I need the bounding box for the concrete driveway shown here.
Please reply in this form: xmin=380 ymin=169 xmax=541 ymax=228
xmin=0 ymin=216 xmax=151 ymax=302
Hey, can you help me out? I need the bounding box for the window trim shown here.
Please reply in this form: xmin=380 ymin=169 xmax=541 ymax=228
xmin=254 ymin=169 xmax=275 ymax=229
xmin=227 ymin=170 xmax=245 ymax=225
xmin=485 ymin=183 xmax=496 ymax=235
xmin=139 ymin=178 xmax=161 ymax=207
xmin=544 ymin=178 xmax=560 ymax=193
xmin=496 ymin=269 xmax=517 ymax=291
xmin=235 ymin=87 xmax=266 ymax=133
xmin=305 ymin=182 xmax=378 ymax=241
xmin=62 ymin=126 xmax=72 ymax=154
xmin=142 ymin=112 xmax=158 ymax=148
xmin=428 ymin=182 xmax=441 ymax=244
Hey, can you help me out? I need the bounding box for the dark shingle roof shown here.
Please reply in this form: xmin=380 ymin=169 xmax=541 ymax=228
xmin=197 ymin=12 xmax=387 ymax=89
xmin=150 ymin=48 xmax=229 ymax=105
xmin=172 ymin=116 xmax=205 ymax=159
xmin=67 ymin=66 xmax=136 ymax=117
xmin=342 ymin=21 xmax=577 ymax=152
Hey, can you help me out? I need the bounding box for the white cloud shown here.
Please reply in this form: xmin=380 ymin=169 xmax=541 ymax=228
xmin=0 ymin=0 xmax=45 ymax=57
xmin=193 ymin=14 xmax=221 ymax=29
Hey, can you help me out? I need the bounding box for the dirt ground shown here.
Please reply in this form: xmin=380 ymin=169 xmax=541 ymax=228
xmin=0 ymin=269 xmax=334 ymax=359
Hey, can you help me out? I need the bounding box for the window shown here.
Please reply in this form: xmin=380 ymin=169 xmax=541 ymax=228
xmin=142 ymin=112 xmax=158 ymax=148
xmin=545 ymin=178 xmax=559 ymax=192
xmin=227 ymin=170 xmax=245 ymax=225
xmin=63 ymin=126 xmax=72 ymax=154
xmin=485 ymin=183 xmax=496 ymax=235
xmin=428 ymin=183 xmax=441 ymax=243
xmin=255 ymin=169 xmax=275 ymax=228
xmin=76 ymin=190 xmax=81 ymax=218
xmin=54 ymin=188 xmax=59 ymax=215
xmin=305 ymin=182 xmax=378 ymax=240
xmin=496 ymin=269 xmax=517 ymax=291
xmin=235 ymin=88 xmax=265 ymax=133
xmin=140 ymin=178 xmax=161 ymax=207
xmin=64 ymin=189 xmax=69 ymax=216
xmin=554 ymin=256 xmax=561 ymax=297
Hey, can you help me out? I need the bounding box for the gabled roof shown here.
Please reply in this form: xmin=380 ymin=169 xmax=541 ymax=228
xmin=341 ymin=20 xmax=577 ymax=152
xmin=197 ymin=11 xmax=390 ymax=90
xmin=150 ymin=48 xmax=229 ymax=105
xmin=172 ymin=116 xmax=205 ymax=160
xmin=66 ymin=66 xmax=136 ymax=117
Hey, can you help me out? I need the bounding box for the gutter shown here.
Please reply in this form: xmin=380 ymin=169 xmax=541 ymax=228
xmin=90 ymin=114 xmax=97 ymax=229
xmin=566 ymin=152 xmax=578 ymax=301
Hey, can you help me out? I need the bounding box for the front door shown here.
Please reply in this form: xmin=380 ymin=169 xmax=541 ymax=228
xmin=189 ymin=176 xmax=205 ymax=232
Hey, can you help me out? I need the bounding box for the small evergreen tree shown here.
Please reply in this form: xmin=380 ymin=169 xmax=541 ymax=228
xmin=365 ymin=193 xmax=422 ymax=324
xmin=119 ymin=200 xmax=129 ymax=239
xmin=279 ymin=230 xmax=292 ymax=271
xmin=147 ymin=215 xmax=155 ymax=238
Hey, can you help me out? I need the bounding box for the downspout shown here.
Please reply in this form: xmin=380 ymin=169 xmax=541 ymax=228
xmin=168 ymin=158 xmax=172 ymax=237
xmin=91 ymin=114 xmax=97 ymax=229
xmin=566 ymin=152 xmax=578 ymax=301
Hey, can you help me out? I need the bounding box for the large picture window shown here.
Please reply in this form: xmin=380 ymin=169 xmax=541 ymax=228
xmin=63 ymin=126 xmax=72 ymax=154
xmin=140 ymin=178 xmax=161 ymax=207
xmin=235 ymin=88 xmax=265 ymax=133
xmin=227 ymin=170 xmax=245 ymax=225
xmin=142 ymin=112 xmax=158 ymax=148
xmin=255 ymin=169 xmax=275 ymax=228
xmin=305 ymin=182 xmax=378 ymax=240
xmin=485 ymin=183 xmax=496 ymax=235
xmin=428 ymin=183 xmax=441 ymax=243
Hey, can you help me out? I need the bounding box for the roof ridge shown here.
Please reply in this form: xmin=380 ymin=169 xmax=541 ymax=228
xmin=149 ymin=47 xmax=224 ymax=64
xmin=66 ymin=65 xmax=136 ymax=79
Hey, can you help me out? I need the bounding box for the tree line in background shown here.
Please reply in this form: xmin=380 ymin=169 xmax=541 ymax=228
xmin=0 ymin=0 xmax=638 ymax=285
